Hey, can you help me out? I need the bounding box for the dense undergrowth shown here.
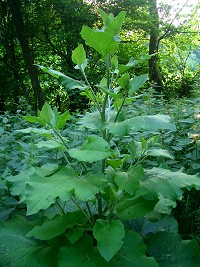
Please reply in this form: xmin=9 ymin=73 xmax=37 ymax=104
xmin=0 ymin=9 xmax=200 ymax=267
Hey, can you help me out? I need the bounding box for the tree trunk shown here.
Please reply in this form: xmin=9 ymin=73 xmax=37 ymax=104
xmin=148 ymin=0 xmax=163 ymax=92
xmin=8 ymin=0 xmax=45 ymax=110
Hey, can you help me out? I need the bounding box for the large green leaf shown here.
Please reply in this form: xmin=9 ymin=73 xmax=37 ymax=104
xmin=116 ymin=196 xmax=157 ymax=220
xmin=26 ymin=167 xmax=107 ymax=215
xmin=110 ymin=230 xmax=159 ymax=267
xmin=114 ymin=165 xmax=144 ymax=195
xmin=135 ymin=168 xmax=200 ymax=215
xmin=26 ymin=211 xmax=85 ymax=240
xmin=78 ymin=111 xmax=102 ymax=132
xmin=146 ymin=232 xmax=200 ymax=266
xmin=104 ymin=115 xmax=176 ymax=136
xmin=81 ymin=26 xmax=118 ymax=57
xmin=0 ymin=216 xmax=57 ymax=267
xmin=59 ymin=234 xmax=110 ymax=267
xmin=26 ymin=167 xmax=74 ymax=215
xmin=37 ymin=65 xmax=87 ymax=90
xmin=68 ymin=135 xmax=112 ymax=163
xmin=93 ymin=219 xmax=125 ymax=262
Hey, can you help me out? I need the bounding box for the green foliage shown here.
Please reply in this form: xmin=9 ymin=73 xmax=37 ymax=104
xmin=1 ymin=9 xmax=200 ymax=267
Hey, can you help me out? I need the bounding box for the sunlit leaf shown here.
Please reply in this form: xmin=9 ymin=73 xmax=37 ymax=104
xmin=72 ymin=44 xmax=86 ymax=66
xmin=81 ymin=26 xmax=118 ymax=57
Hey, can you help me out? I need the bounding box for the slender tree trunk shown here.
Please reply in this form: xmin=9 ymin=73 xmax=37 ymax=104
xmin=148 ymin=0 xmax=163 ymax=92
xmin=8 ymin=0 xmax=45 ymax=110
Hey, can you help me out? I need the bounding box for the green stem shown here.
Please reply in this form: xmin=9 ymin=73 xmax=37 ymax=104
xmin=70 ymin=197 xmax=93 ymax=227
xmin=114 ymin=93 xmax=128 ymax=123
xmin=86 ymin=201 xmax=95 ymax=224
xmin=81 ymin=68 xmax=101 ymax=112
xmin=56 ymin=200 xmax=65 ymax=215
xmin=97 ymin=192 xmax=103 ymax=219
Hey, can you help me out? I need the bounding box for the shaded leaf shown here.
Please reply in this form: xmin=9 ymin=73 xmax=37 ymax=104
xmin=26 ymin=211 xmax=84 ymax=240
xmin=146 ymin=232 xmax=200 ymax=266
xmin=110 ymin=230 xmax=159 ymax=267
xmin=59 ymin=234 xmax=110 ymax=267
xmin=0 ymin=216 xmax=57 ymax=267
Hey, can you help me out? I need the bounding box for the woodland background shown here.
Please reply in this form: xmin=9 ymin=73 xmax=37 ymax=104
xmin=0 ymin=0 xmax=199 ymax=112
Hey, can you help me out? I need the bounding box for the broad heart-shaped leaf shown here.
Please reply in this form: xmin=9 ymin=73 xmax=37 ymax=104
xmin=104 ymin=114 xmax=175 ymax=137
xmin=128 ymin=74 xmax=148 ymax=95
xmin=93 ymin=219 xmax=125 ymax=262
xmin=110 ymin=230 xmax=159 ymax=267
xmin=0 ymin=216 xmax=57 ymax=267
xmin=81 ymin=26 xmax=118 ymax=57
xmin=26 ymin=211 xmax=85 ymax=240
xmin=135 ymin=168 xmax=200 ymax=215
xmin=72 ymin=44 xmax=86 ymax=66
xmin=114 ymin=165 xmax=144 ymax=195
xmin=146 ymin=232 xmax=200 ymax=266
xmin=68 ymin=135 xmax=112 ymax=163
xmin=59 ymin=233 xmax=110 ymax=267
xmin=37 ymin=65 xmax=87 ymax=90
xmin=26 ymin=167 xmax=107 ymax=215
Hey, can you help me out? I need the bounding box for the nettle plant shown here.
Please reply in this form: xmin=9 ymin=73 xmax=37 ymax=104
xmin=1 ymin=10 xmax=200 ymax=266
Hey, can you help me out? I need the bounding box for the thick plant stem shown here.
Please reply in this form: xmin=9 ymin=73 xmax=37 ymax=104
xmin=97 ymin=55 xmax=111 ymax=219
xmin=70 ymin=197 xmax=93 ymax=227
xmin=86 ymin=201 xmax=95 ymax=224
xmin=101 ymin=55 xmax=111 ymax=140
